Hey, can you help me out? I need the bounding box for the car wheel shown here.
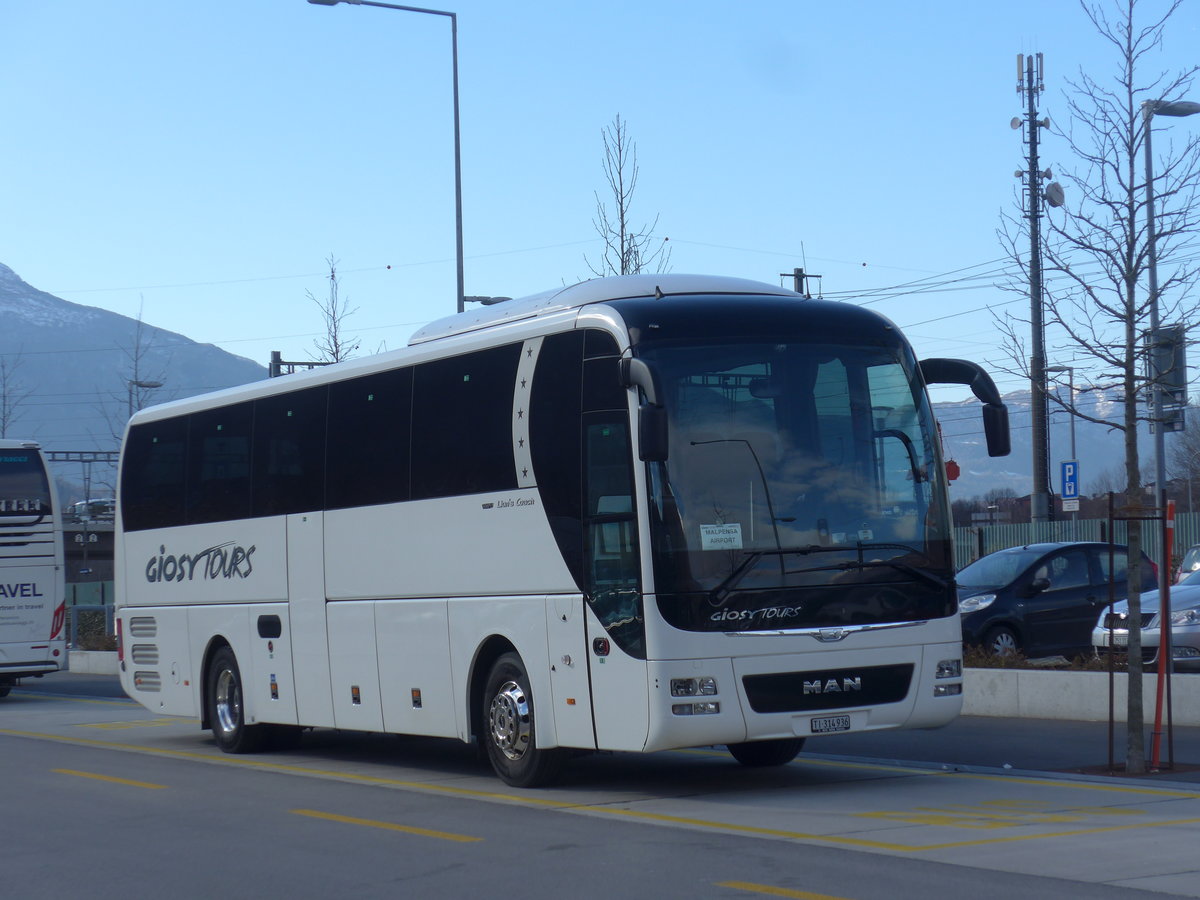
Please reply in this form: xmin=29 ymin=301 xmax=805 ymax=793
xmin=984 ymin=626 xmax=1020 ymax=656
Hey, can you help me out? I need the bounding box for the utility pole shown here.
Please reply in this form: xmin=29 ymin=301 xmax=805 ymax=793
xmin=1017 ymin=53 xmax=1053 ymax=523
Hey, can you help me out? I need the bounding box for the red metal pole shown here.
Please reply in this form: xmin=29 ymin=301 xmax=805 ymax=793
xmin=1151 ymin=500 xmax=1175 ymax=769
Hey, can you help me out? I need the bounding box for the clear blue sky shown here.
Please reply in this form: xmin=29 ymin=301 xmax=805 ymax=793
xmin=3 ymin=0 xmax=1198 ymax=460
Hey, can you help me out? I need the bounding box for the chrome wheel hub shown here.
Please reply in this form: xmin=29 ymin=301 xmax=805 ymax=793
xmin=215 ymin=668 xmax=241 ymax=735
xmin=488 ymin=679 xmax=531 ymax=761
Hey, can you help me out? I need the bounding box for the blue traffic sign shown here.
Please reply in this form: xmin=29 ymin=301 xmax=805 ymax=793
xmin=1061 ymin=460 xmax=1080 ymax=499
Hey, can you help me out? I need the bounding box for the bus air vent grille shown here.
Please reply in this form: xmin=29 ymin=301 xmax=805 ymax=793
xmin=132 ymin=671 xmax=162 ymax=692
xmin=130 ymin=644 xmax=159 ymax=666
xmin=129 ymin=617 xmax=157 ymax=638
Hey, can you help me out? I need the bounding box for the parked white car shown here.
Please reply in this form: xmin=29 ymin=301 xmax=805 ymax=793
xmin=1092 ymin=568 xmax=1200 ymax=671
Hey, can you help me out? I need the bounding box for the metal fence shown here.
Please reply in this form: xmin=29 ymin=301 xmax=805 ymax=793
xmin=954 ymin=511 xmax=1200 ymax=569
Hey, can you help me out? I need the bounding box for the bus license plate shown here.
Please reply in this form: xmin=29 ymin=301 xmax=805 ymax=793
xmin=811 ymin=714 xmax=851 ymax=734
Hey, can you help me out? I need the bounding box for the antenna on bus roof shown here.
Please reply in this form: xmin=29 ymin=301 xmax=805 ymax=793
xmin=654 ymin=285 xmax=664 ymax=299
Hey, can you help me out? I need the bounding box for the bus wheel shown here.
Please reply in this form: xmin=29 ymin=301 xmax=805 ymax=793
xmin=482 ymin=652 xmax=566 ymax=788
xmin=0 ymin=677 xmax=13 ymax=699
xmin=727 ymin=738 xmax=805 ymax=767
xmin=206 ymin=646 xmax=266 ymax=754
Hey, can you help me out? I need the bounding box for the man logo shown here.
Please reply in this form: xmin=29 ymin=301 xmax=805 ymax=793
xmin=803 ymin=676 xmax=863 ymax=695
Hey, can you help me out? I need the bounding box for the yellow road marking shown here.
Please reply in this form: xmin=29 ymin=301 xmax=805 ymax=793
xmin=53 ymin=768 xmax=166 ymax=789
xmin=7 ymin=727 xmax=1200 ymax=853
xmin=291 ymin=808 xmax=481 ymax=842
xmin=858 ymin=800 xmax=1145 ymax=829
xmin=718 ymin=883 xmax=851 ymax=900
xmin=8 ymin=692 xmax=134 ymax=707
xmin=77 ymin=718 xmax=193 ymax=730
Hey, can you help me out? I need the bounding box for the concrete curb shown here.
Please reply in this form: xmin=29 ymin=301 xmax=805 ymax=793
xmin=964 ymin=667 xmax=1199 ymax=725
xmin=68 ymin=650 xmax=119 ymax=676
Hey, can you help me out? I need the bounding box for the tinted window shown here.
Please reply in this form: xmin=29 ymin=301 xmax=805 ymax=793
xmin=252 ymin=387 xmax=327 ymax=517
xmin=411 ymin=345 xmax=520 ymax=499
xmin=121 ymin=418 xmax=188 ymax=531
xmin=531 ymin=331 xmax=584 ymax=586
xmin=327 ymin=367 xmax=413 ymax=509
xmin=187 ymin=403 xmax=253 ymax=524
xmin=1034 ymin=550 xmax=1090 ymax=591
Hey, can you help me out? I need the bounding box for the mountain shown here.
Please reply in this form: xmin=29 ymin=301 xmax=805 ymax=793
xmin=0 ymin=262 xmax=266 ymax=453
xmin=937 ymin=386 xmax=1145 ymax=502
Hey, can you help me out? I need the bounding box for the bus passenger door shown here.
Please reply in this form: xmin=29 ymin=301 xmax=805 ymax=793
xmin=287 ymin=512 xmax=334 ymax=727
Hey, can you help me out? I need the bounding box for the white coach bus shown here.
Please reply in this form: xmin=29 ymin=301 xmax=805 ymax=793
xmin=0 ymin=440 xmax=67 ymax=697
xmin=115 ymin=274 xmax=1009 ymax=786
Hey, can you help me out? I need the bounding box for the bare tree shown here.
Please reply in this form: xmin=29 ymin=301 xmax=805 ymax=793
xmin=309 ymin=255 xmax=360 ymax=363
xmin=0 ymin=350 xmax=32 ymax=438
xmin=586 ymin=114 xmax=671 ymax=277
xmin=997 ymin=0 xmax=1200 ymax=773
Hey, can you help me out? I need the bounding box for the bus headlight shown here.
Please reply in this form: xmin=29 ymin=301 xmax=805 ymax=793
xmin=933 ymin=684 xmax=962 ymax=697
xmin=672 ymin=702 xmax=720 ymax=716
xmin=671 ymin=677 xmax=718 ymax=697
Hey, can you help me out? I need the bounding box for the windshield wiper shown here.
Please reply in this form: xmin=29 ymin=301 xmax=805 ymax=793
xmin=710 ymin=543 xmax=947 ymax=606
xmin=834 ymin=559 xmax=948 ymax=589
xmin=709 ymin=545 xmax=836 ymax=607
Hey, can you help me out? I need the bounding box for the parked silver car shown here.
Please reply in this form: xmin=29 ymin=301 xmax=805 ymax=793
xmin=1092 ymin=568 xmax=1200 ymax=671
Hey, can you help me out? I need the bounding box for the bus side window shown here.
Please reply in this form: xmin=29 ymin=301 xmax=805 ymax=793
xmin=252 ymin=386 xmax=328 ymax=517
xmin=187 ymin=403 xmax=253 ymax=525
xmin=121 ymin=418 xmax=188 ymax=531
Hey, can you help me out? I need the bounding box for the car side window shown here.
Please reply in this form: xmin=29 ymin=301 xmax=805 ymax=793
xmin=1098 ymin=550 xmax=1127 ymax=584
xmin=1044 ymin=550 xmax=1090 ymax=591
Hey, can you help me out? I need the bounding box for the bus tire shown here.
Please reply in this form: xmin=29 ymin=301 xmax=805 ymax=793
xmin=727 ymin=737 xmax=805 ymax=767
xmin=206 ymin=646 xmax=266 ymax=754
xmin=0 ymin=677 xmax=13 ymax=699
xmin=482 ymin=652 xmax=566 ymax=788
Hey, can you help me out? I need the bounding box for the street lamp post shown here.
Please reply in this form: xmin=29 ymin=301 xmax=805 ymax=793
xmin=127 ymin=379 xmax=163 ymax=418
xmin=308 ymin=0 xmax=465 ymax=315
xmin=1143 ymin=98 xmax=1200 ymax=587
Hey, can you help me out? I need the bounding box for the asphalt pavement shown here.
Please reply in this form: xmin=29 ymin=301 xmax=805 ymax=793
xmin=12 ymin=670 xmax=1200 ymax=785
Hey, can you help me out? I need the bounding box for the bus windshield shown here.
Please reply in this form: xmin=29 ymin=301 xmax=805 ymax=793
xmin=640 ymin=339 xmax=954 ymax=631
xmin=0 ymin=449 xmax=53 ymax=517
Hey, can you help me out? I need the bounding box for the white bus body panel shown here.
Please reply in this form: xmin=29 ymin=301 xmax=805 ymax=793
xmin=376 ymin=599 xmax=457 ymax=738
xmin=0 ymin=564 xmax=58 ymax=644
xmin=543 ymin=594 xmax=594 ymax=749
xmin=125 ymin=605 xmax=195 ymax=714
xmin=584 ymin=605 xmax=652 ymax=752
xmin=245 ymin=602 xmax=297 ymax=726
xmin=286 ymin=512 xmax=332 ymax=727
xmin=323 ymin=491 xmax=576 ymax=601
xmin=327 ymin=600 xmax=384 ymax=732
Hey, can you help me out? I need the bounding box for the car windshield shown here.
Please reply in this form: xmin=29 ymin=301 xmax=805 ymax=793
xmin=957 ymin=548 xmax=1046 ymax=590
